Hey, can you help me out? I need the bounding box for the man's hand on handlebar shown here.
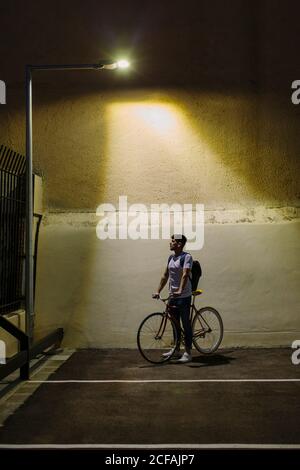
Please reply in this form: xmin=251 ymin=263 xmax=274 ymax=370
xmin=152 ymin=293 xmax=171 ymax=303
xmin=152 ymin=293 xmax=160 ymax=299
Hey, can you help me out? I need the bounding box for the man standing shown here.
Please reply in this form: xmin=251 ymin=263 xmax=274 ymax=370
xmin=153 ymin=234 xmax=193 ymax=363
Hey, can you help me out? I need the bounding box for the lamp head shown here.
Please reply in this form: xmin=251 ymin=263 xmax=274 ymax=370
xmin=98 ymin=59 xmax=130 ymax=70
xmin=116 ymin=59 xmax=130 ymax=69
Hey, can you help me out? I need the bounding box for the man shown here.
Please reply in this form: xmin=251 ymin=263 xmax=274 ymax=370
xmin=152 ymin=234 xmax=193 ymax=363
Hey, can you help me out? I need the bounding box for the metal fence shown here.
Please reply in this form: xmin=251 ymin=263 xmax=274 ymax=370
xmin=0 ymin=145 xmax=26 ymax=315
xmin=0 ymin=145 xmax=63 ymax=382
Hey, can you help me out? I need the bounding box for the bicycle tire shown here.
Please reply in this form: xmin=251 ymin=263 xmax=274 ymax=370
xmin=192 ymin=306 xmax=223 ymax=354
xmin=137 ymin=312 xmax=178 ymax=364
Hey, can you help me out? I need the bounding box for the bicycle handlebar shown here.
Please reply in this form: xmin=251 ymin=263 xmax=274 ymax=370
xmin=152 ymin=294 xmax=172 ymax=303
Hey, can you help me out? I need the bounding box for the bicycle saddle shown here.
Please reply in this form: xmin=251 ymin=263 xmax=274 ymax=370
xmin=192 ymin=289 xmax=203 ymax=296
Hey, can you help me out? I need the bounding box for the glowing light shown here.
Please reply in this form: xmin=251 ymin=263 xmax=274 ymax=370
xmin=117 ymin=59 xmax=130 ymax=69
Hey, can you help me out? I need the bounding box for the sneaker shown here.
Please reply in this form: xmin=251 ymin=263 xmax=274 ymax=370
xmin=177 ymin=352 xmax=192 ymax=363
xmin=162 ymin=348 xmax=181 ymax=358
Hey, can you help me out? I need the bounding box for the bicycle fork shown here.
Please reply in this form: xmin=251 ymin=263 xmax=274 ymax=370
xmin=155 ymin=315 xmax=168 ymax=340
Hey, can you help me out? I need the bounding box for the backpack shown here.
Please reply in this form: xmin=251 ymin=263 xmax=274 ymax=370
xmin=167 ymin=253 xmax=202 ymax=292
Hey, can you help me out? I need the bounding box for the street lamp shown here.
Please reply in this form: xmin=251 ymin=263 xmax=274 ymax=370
xmin=25 ymin=59 xmax=129 ymax=340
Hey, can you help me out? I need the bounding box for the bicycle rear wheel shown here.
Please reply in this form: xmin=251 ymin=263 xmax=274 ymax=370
xmin=137 ymin=312 xmax=178 ymax=364
xmin=192 ymin=307 xmax=223 ymax=354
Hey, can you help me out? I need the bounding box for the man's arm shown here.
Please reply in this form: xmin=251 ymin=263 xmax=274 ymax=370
xmin=152 ymin=267 xmax=169 ymax=298
xmin=173 ymin=268 xmax=191 ymax=296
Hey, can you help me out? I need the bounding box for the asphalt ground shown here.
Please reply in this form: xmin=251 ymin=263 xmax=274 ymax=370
xmin=0 ymin=348 xmax=299 ymax=447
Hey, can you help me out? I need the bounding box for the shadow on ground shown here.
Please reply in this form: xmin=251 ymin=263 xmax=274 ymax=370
xmin=189 ymin=354 xmax=236 ymax=367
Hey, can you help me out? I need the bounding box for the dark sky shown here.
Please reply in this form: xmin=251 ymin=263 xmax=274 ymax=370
xmin=0 ymin=0 xmax=299 ymax=91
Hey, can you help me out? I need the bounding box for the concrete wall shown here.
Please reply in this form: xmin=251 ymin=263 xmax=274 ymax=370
xmin=1 ymin=87 xmax=299 ymax=348
xmin=1 ymin=88 xmax=299 ymax=210
xmin=0 ymin=311 xmax=26 ymax=358
xmin=33 ymin=212 xmax=300 ymax=348
xmin=0 ymin=1 xmax=299 ymax=348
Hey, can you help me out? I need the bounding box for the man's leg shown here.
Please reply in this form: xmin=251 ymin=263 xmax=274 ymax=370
xmin=161 ymin=299 xmax=181 ymax=357
xmin=169 ymin=299 xmax=181 ymax=352
xmin=179 ymin=297 xmax=193 ymax=355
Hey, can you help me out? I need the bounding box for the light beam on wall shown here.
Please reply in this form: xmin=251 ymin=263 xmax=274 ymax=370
xmin=133 ymin=103 xmax=179 ymax=133
xmin=101 ymin=99 xmax=210 ymax=204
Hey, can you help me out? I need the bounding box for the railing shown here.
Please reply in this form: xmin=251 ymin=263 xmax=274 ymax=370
xmin=0 ymin=144 xmax=63 ymax=380
xmin=0 ymin=145 xmax=26 ymax=315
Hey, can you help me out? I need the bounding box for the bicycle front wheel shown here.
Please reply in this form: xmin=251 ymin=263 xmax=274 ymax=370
xmin=192 ymin=307 xmax=223 ymax=354
xmin=137 ymin=312 xmax=178 ymax=364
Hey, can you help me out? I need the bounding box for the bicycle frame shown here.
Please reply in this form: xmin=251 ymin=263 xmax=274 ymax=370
xmin=159 ymin=295 xmax=210 ymax=343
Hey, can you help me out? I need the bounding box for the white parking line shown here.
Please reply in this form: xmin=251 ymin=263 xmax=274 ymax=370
xmin=28 ymin=379 xmax=300 ymax=383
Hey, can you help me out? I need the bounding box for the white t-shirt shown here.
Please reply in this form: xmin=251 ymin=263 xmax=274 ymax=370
xmin=168 ymin=252 xmax=193 ymax=298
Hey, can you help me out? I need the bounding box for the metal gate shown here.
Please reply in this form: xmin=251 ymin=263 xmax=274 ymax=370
xmin=0 ymin=145 xmax=26 ymax=316
xmin=0 ymin=144 xmax=63 ymax=381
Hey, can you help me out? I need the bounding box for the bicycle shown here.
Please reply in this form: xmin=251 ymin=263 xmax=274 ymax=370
xmin=137 ymin=289 xmax=223 ymax=364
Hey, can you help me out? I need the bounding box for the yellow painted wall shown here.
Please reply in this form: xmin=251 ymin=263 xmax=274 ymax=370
xmin=1 ymin=86 xmax=299 ymax=347
xmin=1 ymin=88 xmax=299 ymax=210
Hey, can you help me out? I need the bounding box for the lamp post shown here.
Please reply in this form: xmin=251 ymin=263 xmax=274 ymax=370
xmin=25 ymin=59 xmax=129 ymax=340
